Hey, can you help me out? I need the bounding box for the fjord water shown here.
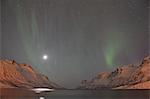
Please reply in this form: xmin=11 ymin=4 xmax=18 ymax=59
xmin=0 ymin=88 xmax=149 ymax=99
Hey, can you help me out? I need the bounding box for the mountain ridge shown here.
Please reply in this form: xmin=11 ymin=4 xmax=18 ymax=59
xmin=0 ymin=59 xmax=62 ymax=89
xmin=79 ymin=56 xmax=150 ymax=89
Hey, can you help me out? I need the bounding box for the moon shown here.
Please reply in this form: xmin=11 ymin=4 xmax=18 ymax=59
xmin=42 ymin=55 xmax=48 ymax=60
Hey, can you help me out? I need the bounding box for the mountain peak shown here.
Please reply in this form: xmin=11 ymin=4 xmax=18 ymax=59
xmin=0 ymin=59 xmax=62 ymax=89
xmin=79 ymin=56 xmax=150 ymax=89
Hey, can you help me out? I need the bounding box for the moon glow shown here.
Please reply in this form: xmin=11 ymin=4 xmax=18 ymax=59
xmin=42 ymin=55 xmax=48 ymax=60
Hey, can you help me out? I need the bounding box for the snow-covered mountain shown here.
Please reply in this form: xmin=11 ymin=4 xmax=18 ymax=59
xmin=79 ymin=56 xmax=150 ymax=89
xmin=0 ymin=60 xmax=62 ymax=89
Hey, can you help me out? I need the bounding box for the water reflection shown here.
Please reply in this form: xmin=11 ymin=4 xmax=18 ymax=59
xmin=0 ymin=88 xmax=149 ymax=99
xmin=39 ymin=96 xmax=45 ymax=99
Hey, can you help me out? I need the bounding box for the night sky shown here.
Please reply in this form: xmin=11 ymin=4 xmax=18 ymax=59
xmin=1 ymin=0 xmax=149 ymax=88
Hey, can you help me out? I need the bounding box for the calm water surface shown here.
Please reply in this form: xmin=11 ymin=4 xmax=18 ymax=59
xmin=0 ymin=88 xmax=149 ymax=99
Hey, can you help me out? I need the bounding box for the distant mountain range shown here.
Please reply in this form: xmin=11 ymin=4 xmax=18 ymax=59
xmin=0 ymin=59 xmax=62 ymax=89
xmin=79 ymin=56 xmax=150 ymax=89
xmin=1 ymin=56 xmax=149 ymax=89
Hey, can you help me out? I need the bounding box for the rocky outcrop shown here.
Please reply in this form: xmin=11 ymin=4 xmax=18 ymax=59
xmin=79 ymin=56 xmax=150 ymax=89
xmin=115 ymin=81 xmax=150 ymax=89
xmin=0 ymin=59 xmax=62 ymax=89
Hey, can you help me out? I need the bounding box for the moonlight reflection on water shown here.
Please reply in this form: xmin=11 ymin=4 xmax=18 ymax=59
xmin=0 ymin=88 xmax=149 ymax=99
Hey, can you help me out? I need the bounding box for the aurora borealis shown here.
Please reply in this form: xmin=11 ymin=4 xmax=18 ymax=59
xmin=1 ymin=0 xmax=149 ymax=88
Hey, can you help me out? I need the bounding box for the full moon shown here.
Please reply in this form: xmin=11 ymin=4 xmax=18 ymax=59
xmin=42 ymin=55 xmax=48 ymax=60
